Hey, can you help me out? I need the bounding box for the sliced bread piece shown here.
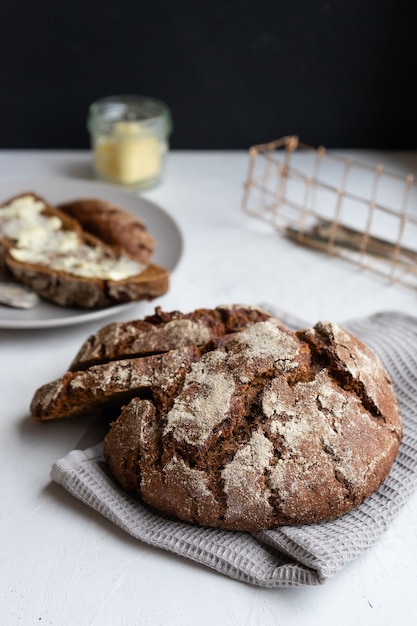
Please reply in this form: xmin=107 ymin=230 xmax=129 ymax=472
xmin=69 ymin=304 xmax=274 ymax=370
xmin=0 ymin=192 xmax=168 ymax=308
xmin=31 ymin=344 xmax=200 ymax=421
xmin=58 ymin=197 xmax=155 ymax=264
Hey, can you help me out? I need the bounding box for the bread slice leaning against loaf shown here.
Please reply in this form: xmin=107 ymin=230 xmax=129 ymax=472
xmin=0 ymin=192 xmax=169 ymax=309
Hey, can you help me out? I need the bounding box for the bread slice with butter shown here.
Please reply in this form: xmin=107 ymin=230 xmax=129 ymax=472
xmin=0 ymin=192 xmax=169 ymax=309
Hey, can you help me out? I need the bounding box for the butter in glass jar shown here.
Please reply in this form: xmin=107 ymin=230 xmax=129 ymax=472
xmin=87 ymin=95 xmax=172 ymax=189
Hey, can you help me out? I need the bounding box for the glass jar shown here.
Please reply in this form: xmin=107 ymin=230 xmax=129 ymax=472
xmin=87 ymin=95 xmax=172 ymax=189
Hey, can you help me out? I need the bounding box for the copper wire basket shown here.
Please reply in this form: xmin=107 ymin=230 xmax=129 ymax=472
xmin=242 ymin=136 xmax=417 ymax=292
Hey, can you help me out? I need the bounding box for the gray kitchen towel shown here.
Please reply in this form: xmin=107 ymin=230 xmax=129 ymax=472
xmin=51 ymin=309 xmax=417 ymax=588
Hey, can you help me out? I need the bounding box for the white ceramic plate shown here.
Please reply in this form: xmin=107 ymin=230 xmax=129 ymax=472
xmin=0 ymin=178 xmax=183 ymax=329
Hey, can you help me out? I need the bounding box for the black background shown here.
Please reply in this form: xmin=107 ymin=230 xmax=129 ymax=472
xmin=1 ymin=0 xmax=416 ymax=150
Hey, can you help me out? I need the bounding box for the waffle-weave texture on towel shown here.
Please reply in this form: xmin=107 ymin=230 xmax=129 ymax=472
xmin=51 ymin=310 xmax=417 ymax=588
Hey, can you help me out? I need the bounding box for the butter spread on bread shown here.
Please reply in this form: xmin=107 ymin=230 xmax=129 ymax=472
xmin=2 ymin=195 xmax=146 ymax=280
xmin=0 ymin=192 xmax=169 ymax=309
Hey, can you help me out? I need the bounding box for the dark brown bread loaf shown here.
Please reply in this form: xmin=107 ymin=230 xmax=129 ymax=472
xmin=30 ymin=306 xmax=402 ymax=530
xmin=104 ymin=317 xmax=402 ymax=530
xmin=0 ymin=192 xmax=168 ymax=308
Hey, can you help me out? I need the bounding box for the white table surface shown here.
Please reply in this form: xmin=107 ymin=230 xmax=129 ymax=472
xmin=1 ymin=150 xmax=416 ymax=625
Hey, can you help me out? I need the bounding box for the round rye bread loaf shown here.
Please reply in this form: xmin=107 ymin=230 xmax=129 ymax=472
xmin=102 ymin=309 xmax=402 ymax=531
xmin=30 ymin=305 xmax=402 ymax=530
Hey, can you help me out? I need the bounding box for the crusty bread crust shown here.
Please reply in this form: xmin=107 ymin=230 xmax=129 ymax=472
xmin=30 ymin=306 xmax=402 ymax=530
xmin=58 ymin=198 xmax=155 ymax=264
xmin=31 ymin=345 xmax=201 ymax=421
xmin=0 ymin=192 xmax=168 ymax=308
xmin=69 ymin=304 xmax=273 ymax=370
